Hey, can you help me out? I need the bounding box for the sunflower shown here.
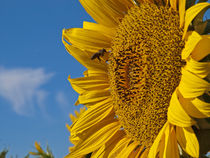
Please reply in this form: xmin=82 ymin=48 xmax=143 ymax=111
xmin=62 ymin=0 xmax=210 ymax=157
xmin=66 ymin=107 xmax=86 ymax=154
xmin=30 ymin=142 xmax=54 ymax=158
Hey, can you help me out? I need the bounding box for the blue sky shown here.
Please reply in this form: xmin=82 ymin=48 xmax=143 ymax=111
xmin=0 ymin=0 xmax=93 ymax=157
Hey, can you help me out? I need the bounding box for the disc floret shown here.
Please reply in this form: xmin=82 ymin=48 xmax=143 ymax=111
xmin=108 ymin=3 xmax=185 ymax=147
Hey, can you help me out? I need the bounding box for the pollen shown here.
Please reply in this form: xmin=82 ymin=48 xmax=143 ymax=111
xmin=108 ymin=3 xmax=185 ymax=147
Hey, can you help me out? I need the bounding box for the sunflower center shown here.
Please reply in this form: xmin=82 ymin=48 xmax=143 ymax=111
xmin=108 ymin=3 xmax=184 ymax=147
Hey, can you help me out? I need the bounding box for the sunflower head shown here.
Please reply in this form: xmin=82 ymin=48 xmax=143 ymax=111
xmin=63 ymin=0 xmax=210 ymax=157
xmin=109 ymin=3 xmax=185 ymax=147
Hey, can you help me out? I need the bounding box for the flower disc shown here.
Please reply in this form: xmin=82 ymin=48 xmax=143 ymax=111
xmin=109 ymin=3 xmax=185 ymax=147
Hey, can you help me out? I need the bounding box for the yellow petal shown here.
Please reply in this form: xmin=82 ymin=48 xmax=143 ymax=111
xmin=86 ymin=97 xmax=112 ymax=108
xmin=89 ymin=0 xmax=127 ymax=19
xmin=163 ymin=125 xmax=179 ymax=158
xmin=34 ymin=142 xmax=44 ymax=154
xmin=170 ymin=0 xmax=178 ymax=10
xmin=179 ymin=68 xmax=210 ymax=98
xmin=71 ymin=98 xmax=113 ymax=135
xmin=80 ymin=0 xmax=134 ymax=27
xmin=141 ymin=148 xmax=149 ymax=158
xmin=70 ymin=134 xmax=80 ymax=146
xmin=192 ymin=98 xmax=210 ymax=117
xmin=118 ymin=141 xmax=139 ymax=158
xmin=176 ymin=126 xmax=199 ymax=158
xmin=69 ymin=108 xmax=87 ymax=124
xmin=63 ymin=28 xmax=111 ymax=51
xmin=66 ymin=120 xmax=120 ymax=158
xmin=29 ymin=152 xmax=39 ymax=156
xmin=159 ymin=133 xmax=166 ymax=158
xmin=69 ymin=76 xmax=84 ymax=94
xmin=83 ymin=21 xmax=116 ymax=39
xmin=78 ymin=90 xmax=110 ymax=105
xmin=181 ymin=31 xmax=202 ymax=60
xmin=74 ymin=110 xmax=80 ymax=118
xmin=79 ymin=0 xmax=119 ymax=27
xmin=109 ymin=0 xmax=133 ymax=11
xmin=176 ymin=90 xmax=209 ymax=118
xmin=83 ymin=69 xmax=108 ymax=77
xmin=183 ymin=2 xmax=210 ymax=39
xmin=108 ymin=137 xmax=131 ymax=158
xmin=91 ymin=130 xmax=126 ymax=158
xmin=179 ymin=0 xmax=186 ymax=28
xmin=69 ymin=75 xmax=109 ymax=94
xmin=128 ymin=145 xmax=144 ymax=158
xmin=185 ymin=57 xmax=210 ymax=78
xmin=167 ymin=90 xmax=196 ymax=127
xmin=66 ymin=124 xmax=71 ymax=132
xmin=69 ymin=114 xmax=77 ymax=123
xmin=80 ymin=107 xmax=86 ymax=114
xmin=191 ymin=34 xmax=210 ymax=61
xmin=69 ymin=117 xmax=116 ymax=155
xmin=62 ymin=44 xmax=107 ymax=71
xmin=148 ymin=122 xmax=169 ymax=158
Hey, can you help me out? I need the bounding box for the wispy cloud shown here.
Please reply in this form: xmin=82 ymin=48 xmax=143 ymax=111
xmin=0 ymin=67 xmax=54 ymax=116
xmin=55 ymin=91 xmax=70 ymax=113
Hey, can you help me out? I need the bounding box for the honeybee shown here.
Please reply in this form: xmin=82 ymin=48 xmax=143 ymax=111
xmin=91 ymin=48 xmax=107 ymax=61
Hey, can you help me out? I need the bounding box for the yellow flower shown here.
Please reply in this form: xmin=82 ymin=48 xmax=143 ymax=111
xmin=63 ymin=0 xmax=210 ymax=157
xmin=66 ymin=107 xmax=86 ymax=153
xmin=29 ymin=142 xmax=54 ymax=158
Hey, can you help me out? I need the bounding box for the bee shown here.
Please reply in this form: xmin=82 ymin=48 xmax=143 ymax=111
xmin=91 ymin=48 xmax=107 ymax=61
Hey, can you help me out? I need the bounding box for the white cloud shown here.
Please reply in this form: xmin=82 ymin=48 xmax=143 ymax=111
xmin=55 ymin=91 xmax=70 ymax=112
xmin=0 ymin=67 xmax=53 ymax=116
